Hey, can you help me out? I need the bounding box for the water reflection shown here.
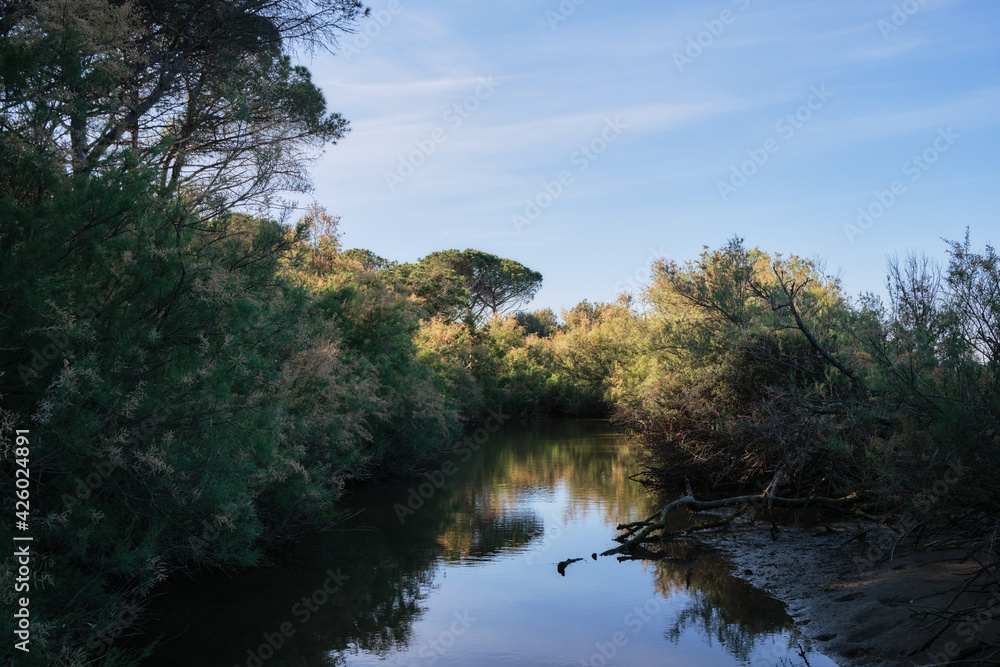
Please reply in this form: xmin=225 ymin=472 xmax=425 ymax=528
xmin=648 ymin=540 xmax=814 ymax=663
xmin=132 ymin=420 xmax=834 ymax=667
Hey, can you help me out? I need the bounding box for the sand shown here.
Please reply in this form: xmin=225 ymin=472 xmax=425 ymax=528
xmin=703 ymin=518 xmax=998 ymax=666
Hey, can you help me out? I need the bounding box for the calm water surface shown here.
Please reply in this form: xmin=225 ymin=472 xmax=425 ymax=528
xmin=135 ymin=419 xmax=837 ymax=666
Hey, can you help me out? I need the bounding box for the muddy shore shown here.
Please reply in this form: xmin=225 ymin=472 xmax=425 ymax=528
xmin=703 ymin=517 xmax=997 ymax=666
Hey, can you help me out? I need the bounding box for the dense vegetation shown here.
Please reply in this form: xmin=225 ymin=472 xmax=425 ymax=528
xmin=0 ymin=3 xmax=584 ymax=663
xmin=1 ymin=1 xmax=997 ymax=665
xmin=608 ymin=237 xmax=998 ymax=508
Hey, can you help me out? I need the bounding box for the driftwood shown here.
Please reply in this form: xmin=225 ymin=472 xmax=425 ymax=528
xmin=602 ymin=471 xmax=864 ymax=556
xmin=556 ymin=557 xmax=583 ymax=576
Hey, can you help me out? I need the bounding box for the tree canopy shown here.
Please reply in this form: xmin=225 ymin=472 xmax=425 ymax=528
xmin=0 ymin=0 xmax=366 ymax=213
xmin=411 ymin=249 xmax=543 ymax=323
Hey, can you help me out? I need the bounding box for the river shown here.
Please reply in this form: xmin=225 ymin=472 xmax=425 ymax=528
xmin=132 ymin=419 xmax=837 ymax=666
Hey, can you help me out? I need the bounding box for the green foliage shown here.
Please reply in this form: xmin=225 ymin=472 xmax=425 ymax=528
xmin=594 ymin=235 xmax=998 ymax=513
xmin=0 ymin=160 xmax=478 ymax=662
xmin=604 ymin=240 xmax=868 ymax=491
xmin=400 ymin=249 xmax=543 ymax=323
xmin=1 ymin=159 xmax=302 ymax=663
xmin=389 ymin=257 xmax=471 ymax=322
xmin=852 ymin=231 xmax=999 ymax=487
xmin=0 ymin=0 xmax=365 ymax=210
xmin=414 ymin=315 xmax=558 ymax=418
xmin=547 ymin=298 xmax=649 ymax=414
xmin=414 ymin=317 xmax=484 ymax=417
xmin=474 ymin=317 xmax=555 ymax=415
xmin=0 ymin=3 xmax=560 ymax=664
xmin=514 ymin=308 xmax=560 ymax=337
xmin=342 ymin=248 xmax=397 ymax=273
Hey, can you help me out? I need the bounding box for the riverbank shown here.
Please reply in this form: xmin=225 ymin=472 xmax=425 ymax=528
xmin=702 ymin=516 xmax=995 ymax=667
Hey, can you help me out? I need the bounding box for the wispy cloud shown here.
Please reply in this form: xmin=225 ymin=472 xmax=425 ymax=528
xmin=307 ymin=0 xmax=1000 ymax=309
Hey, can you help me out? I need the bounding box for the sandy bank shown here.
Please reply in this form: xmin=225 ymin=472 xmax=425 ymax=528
xmin=704 ymin=518 xmax=997 ymax=667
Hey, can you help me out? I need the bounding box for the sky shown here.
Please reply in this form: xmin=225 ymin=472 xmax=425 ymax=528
xmin=301 ymin=0 xmax=1000 ymax=314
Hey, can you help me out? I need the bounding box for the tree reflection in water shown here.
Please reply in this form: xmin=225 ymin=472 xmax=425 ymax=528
xmin=131 ymin=420 xmax=830 ymax=667
xmin=649 ymin=540 xmax=820 ymax=664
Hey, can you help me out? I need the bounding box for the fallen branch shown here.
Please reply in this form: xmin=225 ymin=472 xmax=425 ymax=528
xmin=602 ymin=483 xmax=862 ymax=556
xmin=557 ymin=557 xmax=583 ymax=576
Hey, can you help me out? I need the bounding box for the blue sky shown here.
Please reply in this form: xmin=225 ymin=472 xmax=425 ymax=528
xmin=304 ymin=0 xmax=1000 ymax=314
